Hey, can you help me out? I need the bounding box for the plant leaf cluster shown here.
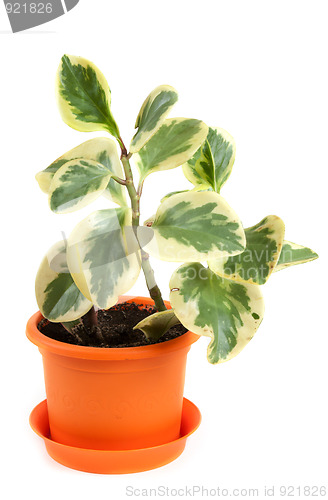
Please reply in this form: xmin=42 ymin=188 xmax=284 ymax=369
xmin=35 ymin=55 xmax=318 ymax=363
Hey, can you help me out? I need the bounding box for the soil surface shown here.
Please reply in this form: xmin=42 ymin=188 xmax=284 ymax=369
xmin=38 ymin=302 xmax=187 ymax=348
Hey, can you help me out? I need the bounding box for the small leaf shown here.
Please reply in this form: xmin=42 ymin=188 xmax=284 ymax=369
xmin=130 ymin=85 xmax=178 ymax=153
xmin=134 ymin=310 xmax=180 ymax=341
xmin=35 ymin=241 xmax=93 ymax=322
xmin=274 ymin=240 xmax=318 ymax=272
xmin=209 ymin=215 xmax=285 ymax=285
xmin=36 ymin=138 xmax=127 ymax=206
xmin=134 ymin=118 xmax=208 ymax=181
xmin=170 ymin=263 xmax=264 ymax=364
xmin=183 ymin=127 xmax=236 ymax=192
xmin=49 ymin=159 xmax=112 ymax=214
xmin=62 ymin=319 xmax=82 ymax=333
xmin=56 ymin=55 xmax=120 ymax=137
xmin=143 ymin=214 xmax=156 ymax=227
xmin=138 ymin=190 xmax=245 ymax=262
xmin=66 ymin=208 xmax=141 ymax=309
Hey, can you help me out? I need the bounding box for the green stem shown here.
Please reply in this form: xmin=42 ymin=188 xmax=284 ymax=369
xmin=119 ymin=139 xmax=166 ymax=312
xmin=111 ymin=175 xmax=127 ymax=186
xmin=121 ymin=155 xmax=140 ymax=223
xmin=141 ymin=250 xmax=166 ymax=310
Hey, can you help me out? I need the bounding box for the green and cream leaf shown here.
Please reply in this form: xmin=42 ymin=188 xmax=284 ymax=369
xmin=134 ymin=118 xmax=209 ymax=181
xmin=170 ymin=263 xmax=264 ymax=364
xmin=36 ymin=159 xmax=67 ymax=194
xmin=56 ymin=55 xmax=120 ymax=137
xmin=209 ymin=215 xmax=285 ymax=285
xmin=183 ymin=127 xmax=236 ymax=192
xmin=130 ymin=85 xmax=178 ymax=153
xmin=160 ymin=190 xmax=191 ymax=202
xmin=66 ymin=208 xmax=141 ymax=309
xmin=138 ymin=191 xmax=245 ymax=262
xmin=274 ymin=241 xmax=318 ymax=272
xmin=62 ymin=319 xmax=83 ymax=334
xmin=97 ymin=144 xmax=127 ymax=206
xmin=35 ymin=241 xmax=93 ymax=322
xmin=36 ymin=138 xmax=127 ymax=206
xmin=160 ymin=186 xmax=211 ymax=203
xmin=134 ymin=310 xmax=180 ymax=341
xmin=48 ymin=159 xmax=112 ymax=214
xmin=143 ymin=214 xmax=156 ymax=228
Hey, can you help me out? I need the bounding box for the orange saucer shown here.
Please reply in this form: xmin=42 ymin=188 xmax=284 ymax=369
xmin=29 ymin=398 xmax=201 ymax=474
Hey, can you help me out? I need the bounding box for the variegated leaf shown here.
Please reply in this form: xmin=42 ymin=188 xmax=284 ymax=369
xmin=183 ymin=127 xmax=236 ymax=192
xmin=170 ymin=263 xmax=264 ymax=364
xmin=56 ymin=55 xmax=120 ymax=137
xmin=160 ymin=190 xmax=190 ymax=202
xmin=209 ymin=216 xmax=285 ymax=285
xmin=134 ymin=118 xmax=209 ymax=181
xmin=138 ymin=191 xmax=245 ymax=262
xmin=36 ymin=158 xmax=67 ymax=194
xmin=134 ymin=310 xmax=180 ymax=341
xmin=35 ymin=241 xmax=93 ymax=322
xmin=48 ymin=159 xmax=112 ymax=214
xmin=143 ymin=214 xmax=156 ymax=227
xmin=160 ymin=186 xmax=211 ymax=203
xmin=66 ymin=208 xmax=141 ymax=309
xmin=274 ymin=240 xmax=318 ymax=272
xmin=130 ymin=85 xmax=178 ymax=153
xmin=62 ymin=319 xmax=82 ymax=333
xmin=97 ymin=143 xmax=127 ymax=207
xmin=36 ymin=138 xmax=127 ymax=206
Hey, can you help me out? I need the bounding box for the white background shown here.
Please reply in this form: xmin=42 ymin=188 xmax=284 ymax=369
xmin=1 ymin=1 xmax=327 ymax=499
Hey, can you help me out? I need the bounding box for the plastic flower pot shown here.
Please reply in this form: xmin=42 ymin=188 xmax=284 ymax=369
xmin=26 ymin=296 xmax=200 ymax=473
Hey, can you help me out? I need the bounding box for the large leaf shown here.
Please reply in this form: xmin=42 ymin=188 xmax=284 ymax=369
xmin=130 ymin=85 xmax=178 ymax=153
xmin=170 ymin=263 xmax=264 ymax=364
xmin=56 ymin=55 xmax=120 ymax=137
xmin=183 ymin=127 xmax=236 ymax=192
xmin=134 ymin=310 xmax=180 ymax=341
xmin=209 ymin=215 xmax=285 ymax=285
xmin=274 ymin=240 xmax=318 ymax=272
xmin=134 ymin=118 xmax=209 ymax=181
xmin=66 ymin=208 xmax=141 ymax=309
xmin=138 ymin=191 xmax=245 ymax=262
xmin=35 ymin=241 xmax=92 ymax=322
xmin=49 ymin=159 xmax=112 ymax=214
xmin=36 ymin=138 xmax=126 ymax=206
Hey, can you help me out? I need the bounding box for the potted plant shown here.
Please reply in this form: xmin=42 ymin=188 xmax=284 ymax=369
xmin=27 ymin=54 xmax=318 ymax=474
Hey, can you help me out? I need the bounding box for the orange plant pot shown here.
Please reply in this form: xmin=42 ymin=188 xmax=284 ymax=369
xmin=26 ymin=296 xmax=199 ymax=453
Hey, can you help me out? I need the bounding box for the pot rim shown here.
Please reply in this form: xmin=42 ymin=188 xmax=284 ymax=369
xmin=26 ymin=296 xmax=200 ymax=360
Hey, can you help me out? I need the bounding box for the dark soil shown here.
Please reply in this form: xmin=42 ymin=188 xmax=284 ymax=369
xmin=38 ymin=302 xmax=187 ymax=348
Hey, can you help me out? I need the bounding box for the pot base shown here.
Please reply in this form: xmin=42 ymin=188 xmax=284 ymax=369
xmin=29 ymin=398 xmax=201 ymax=474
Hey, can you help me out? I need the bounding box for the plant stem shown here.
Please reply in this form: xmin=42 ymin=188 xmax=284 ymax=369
xmin=84 ymin=306 xmax=105 ymax=343
xmin=111 ymin=175 xmax=127 ymax=186
xmin=141 ymin=249 xmax=166 ymax=309
xmin=84 ymin=305 xmax=98 ymax=328
xmin=137 ymin=179 xmax=144 ymax=198
xmin=120 ymin=155 xmax=140 ymax=224
xmin=119 ymin=138 xmax=166 ymax=312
